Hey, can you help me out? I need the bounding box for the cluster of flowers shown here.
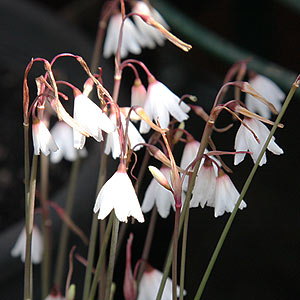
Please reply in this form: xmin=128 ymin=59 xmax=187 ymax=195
xmin=15 ymin=1 xmax=287 ymax=299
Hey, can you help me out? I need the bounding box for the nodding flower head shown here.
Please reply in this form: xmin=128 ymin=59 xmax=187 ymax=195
xmin=104 ymin=111 xmax=145 ymax=159
xmin=139 ymin=77 xmax=190 ymax=134
xmin=73 ymin=92 xmax=115 ymax=149
xmin=214 ymin=170 xmax=247 ymax=218
xmin=234 ymin=117 xmax=283 ymax=166
xmin=93 ymin=165 xmax=144 ymax=223
xmin=245 ymin=74 xmax=285 ymax=119
xmin=132 ymin=1 xmax=168 ymax=49
xmin=32 ymin=118 xmax=59 ymax=156
xmin=103 ymin=13 xmax=144 ymax=59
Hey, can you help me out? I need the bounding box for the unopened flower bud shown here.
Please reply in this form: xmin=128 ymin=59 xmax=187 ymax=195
xmin=148 ymin=166 xmax=172 ymax=191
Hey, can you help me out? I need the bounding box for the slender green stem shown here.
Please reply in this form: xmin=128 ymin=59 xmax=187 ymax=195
xmin=24 ymin=154 xmax=38 ymax=300
xmin=55 ymin=156 xmax=81 ymax=290
xmin=87 ymin=215 xmax=113 ymax=300
xmin=40 ymin=154 xmax=51 ymax=298
xmin=83 ymin=152 xmax=108 ymax=300
xmin=136 ymin=206 xmax=158 ymax=284
xmin=156 ymin=119 xmax=215 ymax=300
xmin=98 ymin=219 xmax=107 ymax=300
xmin=172 ymin=208 xmax=180 ymax=300
xmin=179 ymin=205 xmax=190 ymax=300
xmin=194 ymin=79 xmax=299 ymax=300
xmin=104 ymin=215 xmax=119 ymax=300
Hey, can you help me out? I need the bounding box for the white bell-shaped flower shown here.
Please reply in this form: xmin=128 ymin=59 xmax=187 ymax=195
xmin=142 ymin=166 xmax=185 ymax=218
xmin=245 ymin=74 xmax=285 ymax=119
xmin=132 ymin=1 xmax=168 ymax=49
xmin=94 ymin=166 xmax=144 ymax=223
xmin=234 ymin=118 xmax=283 ymax=166
xmin=73 ymin=93 xmax=115 ymax=149
xmin=105 ymin=111 xmax=145 ymax=159
xmin=139 ymin=78 xmax=190 ymax=133
xmin=50 ymin=121 xmax=87 ymax=163
xmin=103 ymin=13 xmax=144 ymax=58
xmin=190 ymin=158 xmax=217 ymax=209
xmin=213 ymin=171 xmax=247 ymax=217
xmin=11 ymin=225 xmax=43 ymax=264
xmin=32 ymin=119 xmax=58 ymax=156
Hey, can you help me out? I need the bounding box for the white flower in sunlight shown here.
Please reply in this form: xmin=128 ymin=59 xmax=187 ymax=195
xmin=142 ymin=167 xmax=184 ymax=218
xmin=32 ymin=119 xmax=59 ymax=156
xmin=213 ymin=171 xmax=247 ymax=218
xmin=50 ymin=121 xmax=87 ymax=163
xmin=190 ymin=158 xmax=217 ymax=209
xmin=139 ymin=78 xmax=190 ymax=133
xmin=93 ymin=168 xmax=144 ymax=223
xmin=138 ymin=264 xmax=186 ymax=300
xmin=11 ymin=225 xmax=43 ymax=264
xmin=73 ymin=93 xmax=115 ymax=149
xmin=105 ymin=112 xmax=145 ymax=159
xmin=132 ymin=1 xmax=168 ymax=49
xmin=234 ymin=118 xmax=283 ymax=166
xmin=103 ymin=13 xmax=144 ymax=58
xmin=245 ymin=74 xmax=285 ymax=119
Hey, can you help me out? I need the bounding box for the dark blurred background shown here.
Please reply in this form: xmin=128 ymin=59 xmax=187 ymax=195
xmin=0 ymin=0 xmax=299 ymax=299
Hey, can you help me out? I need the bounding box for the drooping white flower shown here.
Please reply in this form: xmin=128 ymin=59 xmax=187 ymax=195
xmin=137 ymin=264 xmax=186 ymax=300
xmin=213 ymin=171 xmax=247 ymax=218
xmin=132 ymin=1 xmax=168 ymax=49
xmin=11 ymin=225 xmax=43 ymax=264
xmin=105 ymin=111 xmax=145 ymax=159
xmin=139 ymin=78 xmax=190 ymax=133
xmin=93 ymin=166 xmax=144 ymax=223
xmin=190 ymin=158 xmax=217 ymax=209
xmin=234 ymin=118 xmax=283 ymax=166
xmin=245 ymin=74 xmax=285 ymax=119
xmin=73 ymin=93 xmax=115 ymax=149
xmin=142 ymin=166 xmax=184 ymax=218
xmin=103 ymin=13 xmax=144 ymax=58
xmin=32 ymin=119 xmax=59 ymax=156
xmin=50 ymin=121 xmax=87 ymax=163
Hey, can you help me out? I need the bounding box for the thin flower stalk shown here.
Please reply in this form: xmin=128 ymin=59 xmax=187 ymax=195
xmin=24 ymin=154 xmax=39 ymax=300
xmin=54 ymin=157 xmax=81 ymax=290
xmin=40 ymin=153 xmax=51 ymax=298
xmin=193 ymin=76 xmax=299 ymax=300
xmin=156 ymin=104 xmax=216 ymax=300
